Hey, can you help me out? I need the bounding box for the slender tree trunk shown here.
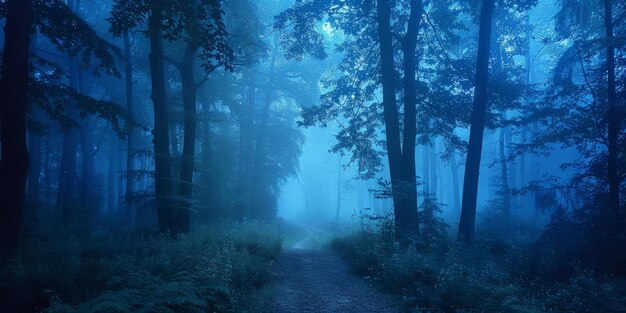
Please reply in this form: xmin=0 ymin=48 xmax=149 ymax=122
xmin=376 ymin=0 xmax=408 ymax=244
xmin=57 ymin=63 xmax=80 ymax=226
xmin=149 ymin=0 xmax=174 ymax=233
xmin=124 ymin=31 xmax=137 ymax=227
xmin=27 ymin=131 xmax=41 ymax=205
xmin=519 ymin=12 xmax=531 ymax=195
xmin=0 ymin=0 xmax=33 ymax=259
xmin=251 ymin=35 xmax=279 ymax=218
xmin=236 ymin=73 xmax=256 ymax=220
xmin=400 ymin=0 xmax=422 ymax=239
xmin=499 ymin=127 xmax=511 ymax=222
xmin=458 ymin=0 xmax=495 ymax=242
xmin=604 ymin=0 xmax=620 ymax=212
xmin=169 ymin=113 xmax=179 ymax=157
xmin=44 ymin=136 xmax=52 ymax=212
xmin=108 ymin=139 xmax=118 ymax=213
xmin=429 ymin=141 xmax=438 ymax=197
xmin=118 ymin=150 xmax=124 ymax=214
xmin=80 ymin=118 xmax=95 ymax=214
xmin=57 ymin=0 xmax=82 ymax=227
xmin=77 ymin=64 xmax=96 ymax=217
xmin=178 ymin=44 xmax=198 ymax=233
xmin=450 ymin=151 xmax=461 ymax=216
xmin=58 ymin=0 xmax=82 ymax=226
xmin=165 ymin=69 xmax=179 ymax=159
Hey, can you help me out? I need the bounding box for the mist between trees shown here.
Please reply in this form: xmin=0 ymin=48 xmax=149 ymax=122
xmin=0 ymin=0 xmax=625 ymax=312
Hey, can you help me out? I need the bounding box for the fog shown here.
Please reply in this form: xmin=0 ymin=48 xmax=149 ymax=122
xmin=1 ymin=0 xmax=625 ymax=312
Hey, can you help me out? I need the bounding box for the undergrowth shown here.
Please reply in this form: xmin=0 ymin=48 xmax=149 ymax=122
xmin=332 ymin=204 xmax=626 ymax=313
xmin=0 ymin=220 xmax=282 ymax=313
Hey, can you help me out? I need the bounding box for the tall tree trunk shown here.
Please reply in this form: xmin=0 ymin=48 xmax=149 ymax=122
xmin=80 ymin=118 xmax=95 ymax=214
xmin=57 ymin=62 xmax=80 ymax=226
xmin=124 ymin=31 xmax=137 ymax=227
xmin=169 ymin=113 xmax=179 ymax=157
xmin=44 ymin=135 xmax=52 ymax=212
xmin=376 ymin=0 xmax=409 ymax=244
xmin=26 ymin=26 xmax=41 ymax=212
xmin=429 ymin=141 xmax=438 ymax=197
xmin=450 ymin=151 xmax=461 ymax=217
xmin=0 ymin=0 xmax=33 ymax=259
xmin=458 ymin=0 xmax=495 ymax=242
xmin=236 ymin=73 xmax=256 ymax=220
xmin=178 ymin=44 xmax=198 ymax=233
xmin=499 ymin=127 xmax=511 ymax=222
xmin=149 ymin=0 xmax=174 ymax=233
xmin=400 ymin=0 xmax=422 ymax=240
xmin=108 ymin=139 xmax=118 ymax=213
xmin=422 ymin=144 xmax=430 ymax=195
xmin=58 ymin=0 xmax=81 ymax=226
xmin=252 ymin=35 xmax=279 ymax=218
xmin=165 ymin=72 xmax=179 ymax=158
xmin=604 ymin=0 xmax=620 ymax=212
xmin=27 ymin=130 xmax=41 ymax=206
xmin=519 ymin=11 xmax=532 ymax=194
xmin=118 ymin=150 xmax=125 ymax=214
xmin=78 ymin=62 xmax=96 ymax=216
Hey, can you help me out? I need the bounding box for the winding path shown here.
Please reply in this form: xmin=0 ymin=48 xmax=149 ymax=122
xmin=263 ymin=224 xmax=400 ymax=313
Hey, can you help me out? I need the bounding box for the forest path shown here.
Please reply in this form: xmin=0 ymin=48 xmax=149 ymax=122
xmin=262 ymin=224 xmax=400 ymax=313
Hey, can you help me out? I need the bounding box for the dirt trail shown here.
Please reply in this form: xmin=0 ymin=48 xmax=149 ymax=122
xmin=263 ymin=225 xmax=400 ymax=313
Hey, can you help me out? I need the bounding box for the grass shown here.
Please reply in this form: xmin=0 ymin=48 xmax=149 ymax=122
xmin=0 ymin=220 xmax=282 ymax=313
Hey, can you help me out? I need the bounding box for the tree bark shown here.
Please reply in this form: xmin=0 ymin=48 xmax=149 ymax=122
xmin=251 ymin=35 xmax=279 ymax=218
xmin=124 ymin=31 xmax=137 ymax=227
xmin=429 ymin=141 xmax=438 ymax=197
xmin=58 ymin=0 xmax=82 ymax=226
xmin=80 ymin=118 xmax=95 ymax=214
xmin=236 ymin=72 xmax=256 ymax=220
xmin=450 ymin=151 xmax=461 ymax=216
xmin=604 ymin=0 xmax=620 ymax=212
xmin=44 ymin=136 xmax=52 ymax=212
xmin=458 ymin=0 xmax=495 ymax=242
xmin=499 ymin=127 xmax=511 ymax=222
xmin=399 ymin=0 xmax=422 ymax=240
xmin=108 ymin=138 xmax=118 ymax=213
xmin=149 ymin=0 xmax=174 ymax=233
xmin=377 ymin=0 xmax=404 ymax=241
xmin=27 ymin=130 xmax=41 ymax=206
xmin=178 ymin=44 xmax=198 ymax=233
xmin=0 ymin=0 xmax=33 ymax=259
xmin=57 ymin=69 xmax=82 ymax=226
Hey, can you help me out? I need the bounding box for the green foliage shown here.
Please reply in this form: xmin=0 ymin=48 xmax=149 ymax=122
xmin=28 ymin=0 xmax=121 ymax=76
xmin=0 ymin=0 xmax=133 ymax=134
xmin=0 ymin=221 xmax=281 ymax=313
xmin=29 ymin=79 xmax=135 ymax=137
xmin=515 ymin=1 xmax=626 ymax=200
xmin=278 ymin=0 xmax=526 ymax=178
xmin=331 ymin=226 xmax=626 ymax=313
xmin=108 ymin=0 xmax=234 ymax=72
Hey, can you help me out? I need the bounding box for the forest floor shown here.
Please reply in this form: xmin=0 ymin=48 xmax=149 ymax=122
xmin=261 ymin=223 xmax=400 ymax=313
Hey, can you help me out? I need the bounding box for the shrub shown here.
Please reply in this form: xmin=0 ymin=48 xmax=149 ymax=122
xmin=331 ymin=230 xmax=626 ymax=313
xmin=0 ymin=220 xmax=282 ymax=313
